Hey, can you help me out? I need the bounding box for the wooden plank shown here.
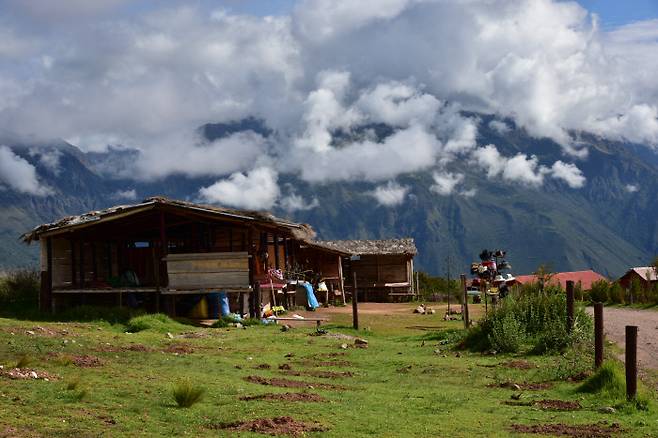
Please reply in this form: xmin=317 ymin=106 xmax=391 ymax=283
xmin=167 ymin=272 xmax=249 ymax=289
xmin=166 ymin=259 xmax=248 ymax=273
xmin=164 ymin=252 xmax=249 ymax=261
xmin=162 ymin=287 xmax=251 ymax=295
xmin=53 ymin=288 xmax=159 ymax=294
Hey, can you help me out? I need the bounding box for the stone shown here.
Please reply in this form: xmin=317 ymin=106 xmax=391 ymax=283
xmin=340 ymin=343 xmax=348 ymax=349
xmin=166 ymin=332 xmax=174 ymax=339
xmin=25 ymin=330 xmax=35 ymax=336
xmin=511 ymin=393 xmax=522 ymax=400
xmin=598 ymin=406 xmax=616 ymax=414
xmin=235 ymin=323 xmax=244 ymax=329
xmin=512 ymin=384 xmax=522 ymax=391
xmin=354 ymin=338 xmax=368 ymax=348
xmin=281 ymin=325 xmax=291 ymax=332
xmin=414 ymin=305 xmax=426 ymax=314
xmin=426 ymin=308 xmax=436 ymax=314
xmin=29 ymin=371 xmax=38 ymax=379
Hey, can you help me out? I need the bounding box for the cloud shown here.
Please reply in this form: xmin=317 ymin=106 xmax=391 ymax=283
xmin=369 ymin=181 xmax=409 ymax=206
xmin=198 ymin=166 xmax=280 ymax=210
xmin=0 ymin=145 xmax=52 ymax=196
xmin=279 ymin=186 xmax=319 ymax=211
xmin=1 ymin=0 xmax=658 ymax=200
xmin=430 ymin=171 xmax=465 ymax=196
xmin=488 ymin=120 xmax=511 ymax=135
xmin=110 ymin=189 xmax=137 ymax=201
xmin=29 ymin=148 xmax=62 ymax=175
xmin=625 ymin=184 xmax=639 ymax=193
xmin=550 ymin=160 xmax=586 ymax=188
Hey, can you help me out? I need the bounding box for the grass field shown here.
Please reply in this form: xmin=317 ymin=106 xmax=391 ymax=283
xmin=0 ymin=303 xmax=656 ymax=437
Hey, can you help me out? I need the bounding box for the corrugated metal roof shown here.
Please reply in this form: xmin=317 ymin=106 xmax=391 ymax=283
xmin=515 ymin=270 xmax=608 ymax=290
xmin=624 ymin=267 xmax=658 ymax=282
xmin=314 ymin=238 xmax=417 ymax=256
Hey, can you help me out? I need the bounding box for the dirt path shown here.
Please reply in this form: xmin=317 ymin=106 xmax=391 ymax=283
xmin=586 ymin=307 xmax=658 ymax=371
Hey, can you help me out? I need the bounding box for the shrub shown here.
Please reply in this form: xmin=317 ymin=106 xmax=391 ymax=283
xmin=125 ymin=313 xmax=183 ymax=333
xmin=489 ymin=313 xmax=523 ymax=353
xmin=461 ymin=289 xmax=592 ymax=354
xmin=588 ymin=280 xmax=609 ymax=304
xmin=578 ymin=361 xmax=625 ymax=399
xmin=172 ymin=379 xmax=205 ymax=408
xmin=0 ymin=269 xmax=39 ymax=311
xmin=608 ymin=283 xmax=625 ymax=305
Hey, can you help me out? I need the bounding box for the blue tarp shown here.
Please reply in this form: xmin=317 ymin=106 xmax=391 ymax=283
xmin=302 ymin=282 xmax=320 ymax=309
xmin=207 ymin=292 xmax=231 ymax=319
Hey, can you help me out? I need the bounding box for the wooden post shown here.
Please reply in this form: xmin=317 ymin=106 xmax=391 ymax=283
xmin=461 ymin=274 xmax=469 ymax=329
xmin=274 ymin=234 xmax=280 ymax=269
xmin=159 ymin=211 xmax=168 ymax=314
xmin=79 ymin=240 xmax=85 ymax=288
xmin=594 ymin=302 xmax=604 ymax=368
xmin=625 ymin=325 xmax=638 ymax=400
xmin=338 ymin=256 xmax=346 ymax=305
xmin=40 ymin=237 xmax=53 ymax=313
xmin=352 ymin=271 xmax=359 ymax=330
xmin=70 ymin=239 xmax=76 ymax=287
xmin=566 ymin=280 xmax=575 ymax=334
xmin=152 ymin=244 xmax=160 ymax=312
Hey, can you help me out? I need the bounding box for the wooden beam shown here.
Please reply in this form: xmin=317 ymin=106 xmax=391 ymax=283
xmin=274 ymin=233 xmax=280 ymax=269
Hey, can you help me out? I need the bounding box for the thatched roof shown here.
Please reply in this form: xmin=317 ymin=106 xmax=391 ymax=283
xmin=315 ymin=238 xmax=417 ymax=256
xmin=21 ymin=197 xmax=316 ymax=243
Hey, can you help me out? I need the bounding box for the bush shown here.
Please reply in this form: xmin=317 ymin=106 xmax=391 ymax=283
xmin=608 ymin=283 xmax=625 ymax=305
xmin=0 ymin=269 xmax=39 ymax=311
xmin=578 ymin=361 xmax=625 ymax=399
xmin=588 ymin=280 xmax=609 ymax=304
xmin=125 ymin=313 xmax=183 ymax=333
xmin=461 ymin=289 xmax=592 ymax=354
xmin=172 ymin=379 xmax=205 ymax=408
xmin=489 ymin=313 xmax=523 ymax=353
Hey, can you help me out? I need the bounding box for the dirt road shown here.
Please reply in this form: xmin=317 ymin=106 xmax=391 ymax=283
xmin=586 ymin=306 xmax=658 ymax=371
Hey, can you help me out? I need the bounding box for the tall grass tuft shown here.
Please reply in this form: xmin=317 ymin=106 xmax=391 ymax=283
xmin=577 ymin=361 xmax=625 ymax=398
xmin=172 ymin=379 xmax=205 ymax=408
xmin=125 ymin=313 xmax=184 ymax=333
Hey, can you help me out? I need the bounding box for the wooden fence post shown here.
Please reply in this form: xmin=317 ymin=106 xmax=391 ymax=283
xmin=566 ymin=280 xmax=574 ymax=334
xmin=625 ymin=325 xmax=638 ymax=400
xmin=594 ymin=302 xmax=604 ymax=368
xmin=460 ymin=274 xmax=470 ymax=328
xmin=352 ymin=272 xmax=359 ymax=330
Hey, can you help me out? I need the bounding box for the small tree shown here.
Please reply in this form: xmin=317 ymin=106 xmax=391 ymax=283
xmin=534 ymin=264 xmax=554 ymax=294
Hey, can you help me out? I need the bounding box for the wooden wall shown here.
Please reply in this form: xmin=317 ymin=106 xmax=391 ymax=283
xmin=352 ymin=255 xmax=410 ymax=286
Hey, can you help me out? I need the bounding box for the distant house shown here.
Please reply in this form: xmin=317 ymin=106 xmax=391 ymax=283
xmin=618 ymin=267 xmax=658 ymax=290
xmin=514 ymin=270 xmax=608 ymax=291
xmin=315 ymin=239 xmax=417 ymax=302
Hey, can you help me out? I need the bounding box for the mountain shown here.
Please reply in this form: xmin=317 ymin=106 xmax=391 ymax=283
xmin=1 ymin=118 xmax=657 ymax=278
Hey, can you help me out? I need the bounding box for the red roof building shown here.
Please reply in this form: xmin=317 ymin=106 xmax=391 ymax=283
xmin=514 ymin=270 xmax=608 ymax=291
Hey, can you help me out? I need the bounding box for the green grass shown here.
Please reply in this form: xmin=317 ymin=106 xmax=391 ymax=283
xmin=0 ymin=303 xmax=655 ymax=437
xmin=578 ymin=361 xmax=626 ymax=398
xmin=124 ymin=313 xmax=186 ymax=333
xmin=172 ymin=379 xmax=205 ymax=408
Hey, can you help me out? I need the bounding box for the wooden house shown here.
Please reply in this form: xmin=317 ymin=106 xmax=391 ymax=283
xmin=618 ymin=267 xmax=658 ymax=290
xmin=21 ymin=197 xmax=349 ymax=317
xmin=315 ymin=239 xmax=417 ymax=302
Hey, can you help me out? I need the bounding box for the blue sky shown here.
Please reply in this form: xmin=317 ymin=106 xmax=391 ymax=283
xmin=576 ymin=0 xmax=658 ymax=28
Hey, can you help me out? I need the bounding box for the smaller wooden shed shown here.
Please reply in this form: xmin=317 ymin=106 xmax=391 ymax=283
xmin=315 ymin=238 xmax=417 ymax=302
xmin=618 ymin=267 xmax=658 ymax=290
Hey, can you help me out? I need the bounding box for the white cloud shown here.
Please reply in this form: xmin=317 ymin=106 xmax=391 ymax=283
xmin=369 ymin=181 xmax=409 ymax=206
xmin=471 ymin=144 xmax=545 ymax=186
xmin=550 ymin=160 xmax=585 ymax=188
xmin=111 ymin=189 xmax=137 ymax=201
xmin=0 ymin=145 xmax=52 ymax=196
xmin=29 ymin=148 xmax=62 ymax=175
xmin=488 ymin=120 xmax=511 ymax=135
xmin=430 ymin=171 xmax=464 ymax=196
xmin=198 ymin=167 xmax=280 ymax=210
xmin=279 ymin=188 xmax=319 ymax=212
xmin=625 ymin=184 xmax=639 ymax=193
xmin=0 ymin=0 xmax=657 ymax=196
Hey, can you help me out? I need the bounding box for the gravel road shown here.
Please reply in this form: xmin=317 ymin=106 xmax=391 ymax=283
xmin=586 ymin=306 xmax=658 ymax=371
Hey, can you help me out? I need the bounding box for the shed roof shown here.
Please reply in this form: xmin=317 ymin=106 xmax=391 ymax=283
xmin=621 ymin=267 xmax=658 ymax=282
xmin=314 ymin=238 xmax=417 ymax=256
xmin=21 ymin=197 xmax=315 ymax=243
xmin=514 ymin=270 xmax=608 ymax=290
